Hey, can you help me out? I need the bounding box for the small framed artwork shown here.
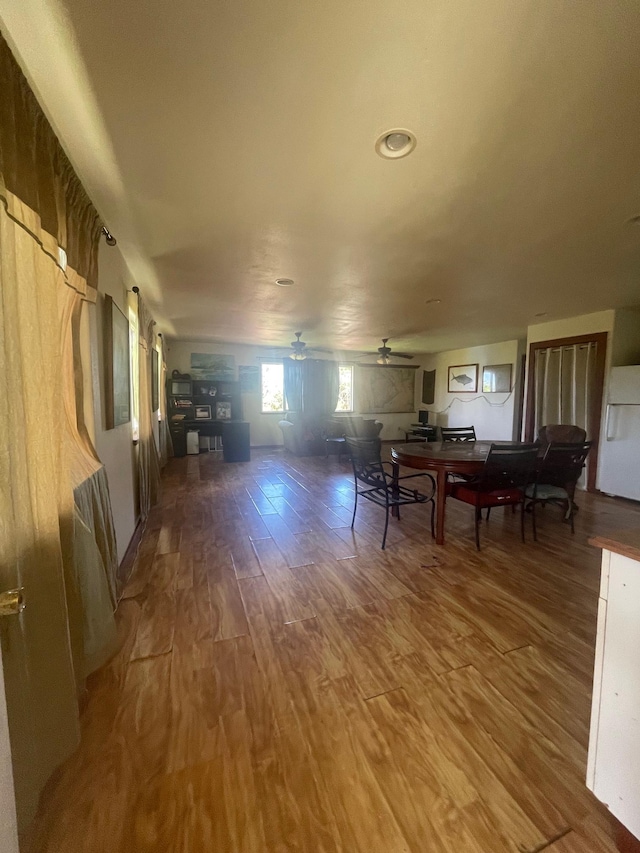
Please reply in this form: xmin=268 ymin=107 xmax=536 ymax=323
xmin=216 ymin=401 xmax=232 ymax=420
xmin=482 ymin=363 xmax=512 ymax=393
xmin=104 ymin=295 xmax=131 ymax=429
xmin=194 ymin=405 xmax=212 ymax=420
xmin=151 ymin=348 xmax=159 ymax=412
xmin=447 ymin=363 xmax=478 ymax=393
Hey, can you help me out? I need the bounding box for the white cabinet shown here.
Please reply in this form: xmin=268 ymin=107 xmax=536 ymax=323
xmin=588 ymin=547 xmax=640 ymax=840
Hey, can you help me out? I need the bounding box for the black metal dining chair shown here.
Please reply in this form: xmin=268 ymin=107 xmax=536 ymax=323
xmin=345 ymin=436 xmax=436 ymax=549
xmin=441 ymin=426 xmax=476 ymax=442
xmin=447 ymin=443 xmax=539 ymax=549
xmin=441 ymin=426 xmax=477 ymax=483
xmin=525 ymin=441 xmax=592 ymax=537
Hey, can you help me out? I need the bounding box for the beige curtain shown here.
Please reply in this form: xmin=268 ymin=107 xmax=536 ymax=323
xmin=533 ymin=342 xmax=597 ymax=435
xmin=0 ymin=197 xmax=79 ymax=826
xmin=533 ymin=341 xmax=598 ymax=488
xmin=136 ymin=294 xmax=161 ymax=519
xmin=0 ymin=32 xmax=118 ymax=829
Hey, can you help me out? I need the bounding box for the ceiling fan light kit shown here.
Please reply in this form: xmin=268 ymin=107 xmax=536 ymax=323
xmin=369 ymin=338 xmax=414 ymax=363
xmin=289 ymin=331 xmax=307 ymax=360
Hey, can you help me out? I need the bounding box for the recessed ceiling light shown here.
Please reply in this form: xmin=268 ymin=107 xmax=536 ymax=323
xmin=375 ymin=129 xmax=417 ymax=160
xmin=425 ymin=298 xmax=442 ymax=305
xmin=275 ymin=278 xmax=294 ymax=287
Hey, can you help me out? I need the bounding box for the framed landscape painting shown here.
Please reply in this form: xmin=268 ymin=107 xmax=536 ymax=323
xmin=482 ymin=363 xmax=512 ymax=393
xmin=104 ymin=294 xmax=131 ymax=429
xmin=447 ymin=363 xmax=478 ymax=394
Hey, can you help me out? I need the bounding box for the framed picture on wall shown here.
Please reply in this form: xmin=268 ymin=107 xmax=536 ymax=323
xmin=482 ymin=363 xmax=512 ymax=393
xmin=151 ymin=347 xmax=160 ymax=411
xmin=447 ymin=363 xmax=478 ymax=393
xmin=104 ymin=294 xmax=131 ymax=429
xmin=194 ymin=405 xmax=212 ymax=420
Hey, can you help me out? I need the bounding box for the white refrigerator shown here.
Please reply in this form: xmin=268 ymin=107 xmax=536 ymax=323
xmin=598 ymin=366 xmax=640 ymax=501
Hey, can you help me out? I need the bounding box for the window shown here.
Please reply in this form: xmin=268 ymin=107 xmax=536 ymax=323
xmin=336 ymin=364 xmax=354 ymax=412
xmin=261 ymin=362 xmax=284 ymax=413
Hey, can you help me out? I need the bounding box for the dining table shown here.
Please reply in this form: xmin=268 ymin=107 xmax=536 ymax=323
xmin=390 ymin=440 xmax=530 ymax=545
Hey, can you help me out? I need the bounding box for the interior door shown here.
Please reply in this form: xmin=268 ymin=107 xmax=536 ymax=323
xmin=0 ymin=631 xmax=19 ymax=853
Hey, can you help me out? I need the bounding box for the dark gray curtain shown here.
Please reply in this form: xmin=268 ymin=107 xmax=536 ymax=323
xmin=302 ymin=360 xmax=340 ymax=417
xmin=283 ymin=359 xmax=303 ymax=411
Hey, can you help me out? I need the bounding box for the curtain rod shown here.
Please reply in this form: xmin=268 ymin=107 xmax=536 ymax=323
xmin=101 ymin=225 xmax=117 ymax=246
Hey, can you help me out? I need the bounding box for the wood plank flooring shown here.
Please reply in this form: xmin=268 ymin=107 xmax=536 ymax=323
xmin=27 ymin=448 xmax=640 ymax=853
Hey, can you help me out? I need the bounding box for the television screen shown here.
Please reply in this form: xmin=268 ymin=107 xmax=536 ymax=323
xmin=171 ymin=380 xmax=191 ymax=395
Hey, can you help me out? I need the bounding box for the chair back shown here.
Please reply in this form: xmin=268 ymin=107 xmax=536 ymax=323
xmin=537 ymin=424 xmax=587 ymax=445
xmin=538 ymin=441 xmax=592 ymax=488
xmin=482 ymin=443 xmax=539 ymax=491
xmin=441 ymin=426 xmax=476 ymax=442
xmin=345 ymin=436 xmax=387 ymax=489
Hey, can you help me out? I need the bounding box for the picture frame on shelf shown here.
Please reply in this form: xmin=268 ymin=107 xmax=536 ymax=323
xmin=194 ymin=405 xmax=212 ymax=420
xmin=195 ymin=381 xmax=217 ymax=397
xmin=447 ymin=363 xmax=478 ymax=394
xmin=482 ymin=363 xmax=512 ymax=393
xmin=104 ymin=294 xmax=131 ymax=429
xmin=216 ymin=401 xmax=232 ymax=420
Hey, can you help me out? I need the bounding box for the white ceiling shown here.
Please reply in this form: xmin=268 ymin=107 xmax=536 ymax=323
xmin=2 ymin=0 xmax=640 ymax=353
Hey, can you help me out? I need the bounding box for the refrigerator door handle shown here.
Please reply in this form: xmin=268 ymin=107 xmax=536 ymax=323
xmin=605 ymin=404 xmax=615 ymax=441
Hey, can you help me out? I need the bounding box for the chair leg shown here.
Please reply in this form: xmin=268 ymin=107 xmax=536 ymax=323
xmin=486 ymin=507 xmax=491 ymax=521
xmin=474 ymin=506 xmax=481 ymax=550
xmin=382 ymin=507 xmax=390 ymax=550
xmin=351 ymin=491 xmax=358 ymax=530
xmin=531 ymin=500 xmax=538 ymax=542
xmin=520 ymin=501 xmax=526 ymax=543
xmin=568 ymin=500 xmax=575 ymax=534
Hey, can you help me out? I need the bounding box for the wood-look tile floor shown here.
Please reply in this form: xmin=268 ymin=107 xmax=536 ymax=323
xmin=28 ymin=448 xmax=640 ymax=853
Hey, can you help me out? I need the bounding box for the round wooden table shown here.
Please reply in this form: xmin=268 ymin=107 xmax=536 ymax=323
xmin=391 ymin=441 xmax=512 ymax=545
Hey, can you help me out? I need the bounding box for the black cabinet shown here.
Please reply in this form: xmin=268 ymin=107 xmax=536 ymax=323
xmin=168 ymin=377 xmax=250 ymax=461
xmin=221 ymin=421 xmax=250 ymax=462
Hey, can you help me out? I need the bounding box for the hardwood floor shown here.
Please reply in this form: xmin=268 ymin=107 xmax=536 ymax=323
xmin=28 ymin=448 xmax=640 ymax=852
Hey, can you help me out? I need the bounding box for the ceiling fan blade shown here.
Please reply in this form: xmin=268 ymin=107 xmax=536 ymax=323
xmin=393 ymin=353 xmax=414 ymax=359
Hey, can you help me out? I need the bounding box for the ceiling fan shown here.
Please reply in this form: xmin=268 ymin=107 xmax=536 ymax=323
xmin=359 ymin=339 xmax=414 ymax=365
xmin=267 ymin=332 xmax=331 ymax=360
xmin=289 ymin=331 xmax=309 ymax=360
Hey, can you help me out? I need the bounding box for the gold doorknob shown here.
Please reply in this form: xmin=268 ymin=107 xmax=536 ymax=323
xmin=0 ymin=589 xmax=25 ymax=617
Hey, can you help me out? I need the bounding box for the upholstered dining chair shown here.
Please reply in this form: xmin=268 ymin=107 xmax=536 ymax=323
xmin=525 ymin=441 xmax=592 ymax=537
xmin=537 ymin=424 xmax=587 ymax=445
xmin=447 ymin=443 xmax=539 ymax=550
xmin=441 ymin=426 xmax=477 ymax=442
xmin=345 ymin=436 xmax=435 ymax=549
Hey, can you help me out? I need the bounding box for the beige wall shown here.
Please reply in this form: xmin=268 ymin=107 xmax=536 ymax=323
xmin=90 ymin=244 xmax=137 ymax=562
xmin=526 ymin=310 xmax=616 ymax=347
xmin=418 ymin=339 xmax=523 ymax=441
xmin=612 ymin=307 xmax=640 ymax=367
